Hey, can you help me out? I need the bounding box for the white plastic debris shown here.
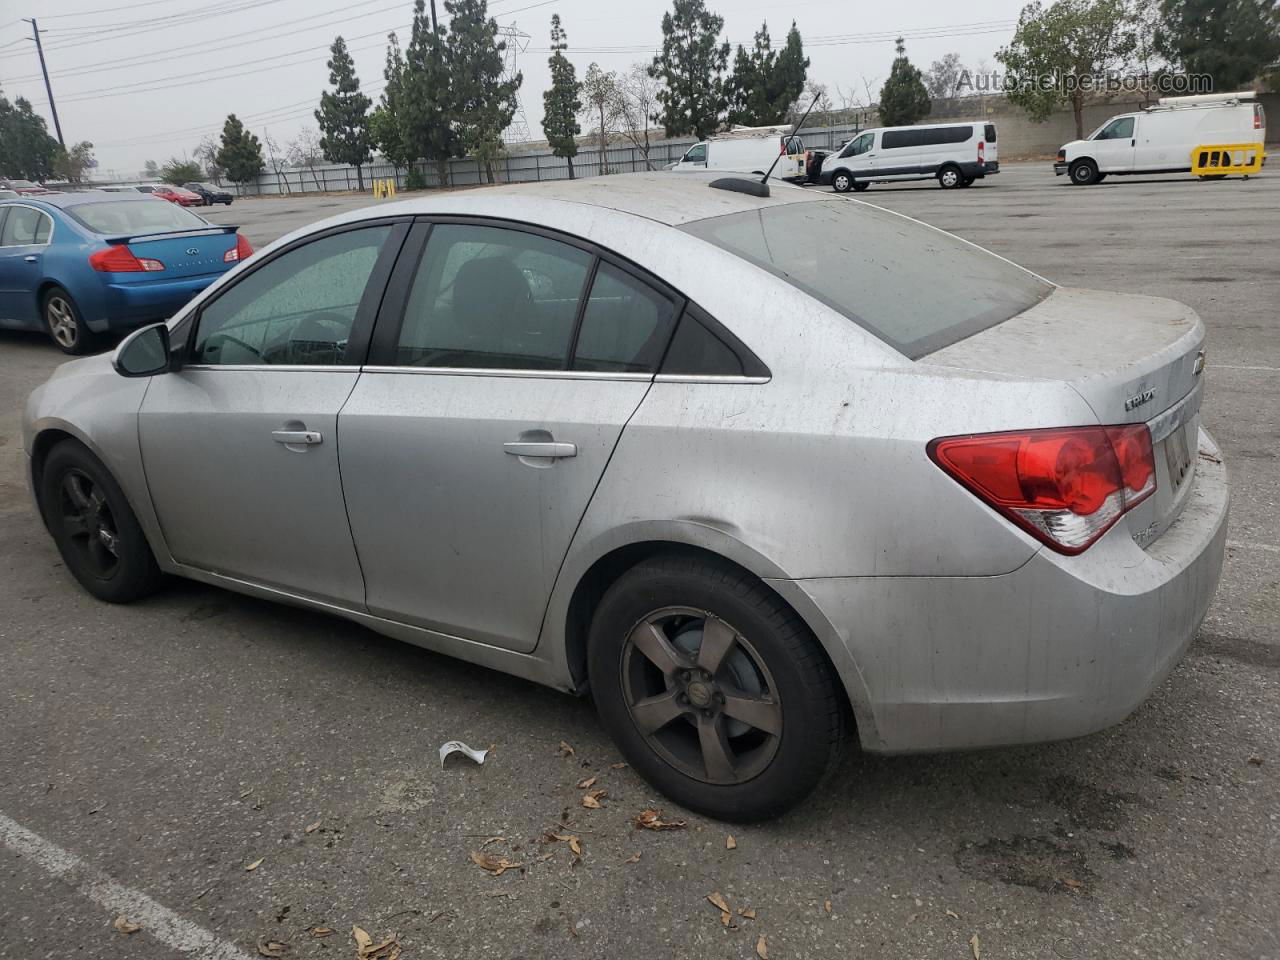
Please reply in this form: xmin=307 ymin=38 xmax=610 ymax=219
xmin=439 ymin=740 xmax=489 ymax=768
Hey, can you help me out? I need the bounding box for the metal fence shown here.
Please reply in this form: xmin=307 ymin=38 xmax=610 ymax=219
xmin=236 ymin=123 xmax=870 ymax=196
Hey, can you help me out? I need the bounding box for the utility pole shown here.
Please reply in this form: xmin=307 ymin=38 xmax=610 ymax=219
xmin=23 ymin=18 xmax=64 ymax=147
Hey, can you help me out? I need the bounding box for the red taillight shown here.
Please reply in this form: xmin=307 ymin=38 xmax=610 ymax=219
xmin=1255 ymin=108 xmax=1263 ymax=130
xmin=88 ymin=245 xmax=164 ymax=273
xmin=978 ymin=141 xmax=985 ymax=163
xmin=928 ymin=424 xmax=1156 ymax=554
xmin=224 ymin=233 xmax=253 ymax=263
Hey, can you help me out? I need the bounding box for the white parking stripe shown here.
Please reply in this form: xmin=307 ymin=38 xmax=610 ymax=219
xmin=1215 ymin=364 xmax=1280 ymax=373
xmin=1227 ymin=539 xmax=1280 ymax=555
xmin=0 ymin=812 xmax=255 ymax=960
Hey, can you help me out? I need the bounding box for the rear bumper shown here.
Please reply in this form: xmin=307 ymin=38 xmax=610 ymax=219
xmin=92 ymin=272 xmax=224 ymax=331
xmin=789 ymin=428 xmax=1229 ymax=753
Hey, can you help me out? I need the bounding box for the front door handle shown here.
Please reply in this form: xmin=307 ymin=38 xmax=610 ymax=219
xmin=24 ymin=255 xmax=37 ymax=263
xmin=503 ymin=441 xmax=577 ymax=458
xmin=272 ymin=429 xmax=322 ymax=445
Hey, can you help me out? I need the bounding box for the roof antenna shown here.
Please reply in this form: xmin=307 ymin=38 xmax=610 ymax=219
xmin=708 ymin=97 xmax=819 ymax=198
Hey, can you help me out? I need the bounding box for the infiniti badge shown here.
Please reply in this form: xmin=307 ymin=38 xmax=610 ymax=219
xmin=186 ymin=246 xmax=200 ymax=255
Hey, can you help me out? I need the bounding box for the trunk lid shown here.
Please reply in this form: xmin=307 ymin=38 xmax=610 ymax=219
xmin=923 ymin=286 xmax=1206 ymax=546
xmin=103 ymin=227 xmax=237 ymax=281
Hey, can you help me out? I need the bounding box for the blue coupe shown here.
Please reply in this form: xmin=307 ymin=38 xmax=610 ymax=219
xmin=0 ymin=192 xmax=252 ymax=354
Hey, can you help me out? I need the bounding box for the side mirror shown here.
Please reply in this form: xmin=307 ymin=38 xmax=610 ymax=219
xmin=112 ymin=322 xmax=171 ymax=377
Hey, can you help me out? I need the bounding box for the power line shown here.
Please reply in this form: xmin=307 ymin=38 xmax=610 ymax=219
xmin=39 ymin=0 xmax=225 ymax=19
xmin=40 ymin=0 xmax=297 ymax=51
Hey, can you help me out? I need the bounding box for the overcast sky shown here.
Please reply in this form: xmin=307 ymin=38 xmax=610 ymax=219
xmin=0 ymin=0 xmax=1025 ymax=180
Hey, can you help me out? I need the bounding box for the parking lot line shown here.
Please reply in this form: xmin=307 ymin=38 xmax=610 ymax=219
xmin=1227 ymin=539 xmax=1280 ymax=555
xmin=0 ymin=811 xmax=255 ymax=960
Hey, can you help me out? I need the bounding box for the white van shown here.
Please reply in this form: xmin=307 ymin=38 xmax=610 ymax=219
xmin=1054 ymin=91 xmax=1266 ymax=184
xmin=817 ymin=121 xmax=998 ymax=192
xmin=669 ymin=126 xmax=807 ymax=181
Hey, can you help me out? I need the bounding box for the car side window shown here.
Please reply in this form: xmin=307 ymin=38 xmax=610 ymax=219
xmin=1097 ymin=117 xmax=1134 ymax=140
xmin=843 ymin=132 xmax=874 ymax=158
xmin=684 ymin=144 xmax=707 ymax=163
xmin=572 ymin=262 xmax=678 ymax=373
xmin=0 ymin=207 xmax=52 ymax=245
xmin=192 ymin=225 xmax=391 ymax=366
xmin=395 ymin=223 xmax=593 ymax=370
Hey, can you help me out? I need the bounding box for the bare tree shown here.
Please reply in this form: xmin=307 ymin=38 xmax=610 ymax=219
xmin=611 ymin=63 xmax=661 ymax=171
xmin=262 ymin=130 xmax=292 ymax=196
xmin=787 ymin=79 xmax=831 ymax=124
xmin=194 ymin=134 xmax=224 ymax=185
xmin=924 ymin=52 xmax=965 ymax=100
xmin=287 ymin=126 xmax=326 ymax=191
xmin=581 ymin=63 xmax=619 ymax=174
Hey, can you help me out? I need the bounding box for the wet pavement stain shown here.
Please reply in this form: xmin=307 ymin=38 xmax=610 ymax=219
xmin=955 ymin=835 xmax=1097 ymax=895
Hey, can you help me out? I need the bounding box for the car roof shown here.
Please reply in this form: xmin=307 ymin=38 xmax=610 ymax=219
xmin=9 ymin=191 xmax=159 ymax=209
xmin=374 ymin=171 xmax=826 ymax=227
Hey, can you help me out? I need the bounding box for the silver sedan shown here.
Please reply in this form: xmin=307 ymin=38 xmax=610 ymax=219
xmin=22 ymin=173 xmax=1228 ymax=821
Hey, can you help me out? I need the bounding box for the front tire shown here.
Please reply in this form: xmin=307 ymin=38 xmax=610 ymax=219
xmin=39 ymin=441 xmax=163 ymax=603
xmin=43 ymin=286 xmax=97 ymax=355
xmin=831 ymin=170 xmax=853 ymax=193
xmin=937 ymin=164 xmax=963 ymax=188
xmin=1070 ymin=159 xmax=1100 ymax=185
xmin=587 ymin=553 xmax=845 ymax=822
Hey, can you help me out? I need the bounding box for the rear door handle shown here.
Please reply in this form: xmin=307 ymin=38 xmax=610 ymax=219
xmin=272 ymin=429 xmax=322 ymax=445
xmin=503 ymin=441 xmax=577 ymax=458
xmin=24 ymin=255 xmax=37 ymax=263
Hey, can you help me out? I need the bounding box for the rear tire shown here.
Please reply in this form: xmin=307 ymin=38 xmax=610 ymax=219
xmin=1069 ymin=159 xmax=1100 ymax=185
xmin=851 ymin=181 xmax=870 ymax=192
xmin=43 ymin=286 xmax=98 ymax=355
xmin=831 ymin=170 xmax=853 ymax=193
xmin=937 ymin=164 xmax=963 ymax=188
xmin=587 ymin=552 xmax=846 ymax=822
xmin=39 ymin=440 xmax=163 ymax=603
xmin=960 ymin=176 xmax=975 ymax=187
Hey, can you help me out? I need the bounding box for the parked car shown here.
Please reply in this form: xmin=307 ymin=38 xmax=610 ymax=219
xmin=21 ymin=174 xmax=1227 ymax=821
xmin=0 ymin=192 xmax=252 ymax=353
xmin=133 ymin=185 xmax=158 ymax=194
xmin=1054 ymin=91 xmax=1266 ymax=185
xmin=182 ymin=182 xmax=234 ymax=206
xmin=98 ymin=185 xmax=144 ymax=193
xmin=668 ymin=126 xmax=808 ymax=181
xmin=0 ymin=178 xmax=57 ymax=196
xmin=820 ymin=121 xmax=999 ymax=191
xmin=0 ymin=189 xmax=18 ymax=200
xmin=151 ymin=185 xmax=204 ymax=207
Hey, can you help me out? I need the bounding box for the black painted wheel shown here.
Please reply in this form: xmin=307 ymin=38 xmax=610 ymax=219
xmin=40 ymin=441 xmax=162 ymax=603
xmin=588 ymin=553 xmax=845 ymax=821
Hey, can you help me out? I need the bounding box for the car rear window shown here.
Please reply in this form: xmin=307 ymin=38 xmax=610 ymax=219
xmin=69 ymin=199 xmax=209 ymax=235
xmin=680 ymin=199 xmax=1052 ymax=358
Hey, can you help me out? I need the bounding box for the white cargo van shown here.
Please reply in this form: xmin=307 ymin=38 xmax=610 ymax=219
xmin=669 ymin=126 xmax=807 ymax=181
xmin=1054 ymin=91 xmax=1267 ymax=184
xmin=817 ymin=121 xmax=998 ymax=191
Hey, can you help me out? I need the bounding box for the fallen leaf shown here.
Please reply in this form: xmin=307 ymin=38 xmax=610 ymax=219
xmin=1248 ymin=756 xmax=1263 ymax=766
xmin=970 ymin=933 xmax=981 ymax=960
xmin=112 ymin=916 xmax=141 ymax=935
xmin=479 ymin=835 xmax=505 ymax=848
xmin=470 ymin=850 xmax=523 ymax=876
xmin=726 ymin=835 xmax=737 ymax=850
xmin=576 ymin=776 xmax=598 ymax=790
xmin=624 ymin=852 xmax=641 ymax=863
xmin=1062 ymin=877 xmax=1082 ymax=889
xmin=304 ymin=820 xmax=321 ymax=834
xmin=308 ymin=927 xmax=336 ymax=938
xmin=946 ymin=909 xmax=960 ymax=920
xmin=352 ymin=926 xmax=401 ymax=960
xmin=257 ymin=940 xmax=289 ymax=958
xmin=611 ymin=762 xmax=628 ymax=769
xmin=580 ymin=788 xmax=608 ymax=809
xmin=239 ymin=788 xmax=254 ymax=799
xmin=824 ymin=899 xmax=832 ymax=913
xmin=706 ymin=892 xmax=731 ymax=914
xmin=558 ymin=740 xmax=575 ymax=757
xmin=756 ymin=934 xmax=768 ymax=959
xmin=634 ymin=808 xmax=686 ymax=831
xmin=353 ymin=927 xmax=372 ymax=952
xmin=245 ymin=857 xmax=264 ymax=872
xmin=738 ymin=908 xmax=757 ymax=920
xmin=546 ymin=833 xmax=582 ymax=857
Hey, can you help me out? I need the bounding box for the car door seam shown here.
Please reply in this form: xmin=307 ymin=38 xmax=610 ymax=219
xmin=333 ymin=372 xmax=373 ymax=613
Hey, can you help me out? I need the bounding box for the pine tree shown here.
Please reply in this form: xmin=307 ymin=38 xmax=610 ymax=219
xmin=878 ymin=38 xmax=931 ymax=127
xmin=370 ymin=32 xmax=414 ymax=176
xmin=724 ymin=21 xmax=809 ymax=126
xmin=316 ymin=36 xmax=373 ymax=190
xmin=447 ymin=0 xmax=520 ymax=184
xmin=216 ymin=114 xmax=264 ymax=185
xmin=542 ymin=15 xmax=582 ymax=178
xmin=0 ymin=92 xmax=60 ymax=181
xmin=649 ymin=0 xmax=730 ymax=138
xmin=1157 ymin=0 xmax=1280 ymax=92
xmin=402 ymin=0 xmax=456 ymax=186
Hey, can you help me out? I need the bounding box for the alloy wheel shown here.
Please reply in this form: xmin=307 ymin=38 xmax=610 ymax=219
xmin=57 ymin=469 xmax=120 ymax=579
xmin=940 ymin=167 xmax=960 ymax=187
xmin=620 ymin=606 xmax=783 ymax=785
xmin=47 ymin=297 xmax=78 ymax=349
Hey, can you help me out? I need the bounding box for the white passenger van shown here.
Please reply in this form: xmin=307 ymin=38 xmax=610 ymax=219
xmin=817 ymin=121 xmax=998 ymax=191
xmin=1054 ymin=91 xmax=1267 ymax=184
xmin=669 ymin=125 xmax=807 ymax=181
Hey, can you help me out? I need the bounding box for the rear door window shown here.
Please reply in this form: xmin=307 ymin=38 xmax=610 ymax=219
xmin=682 ymin=199 xmax=1052 ymax=359
xmin=984 ymin=124 xmax=997 ymax=143
xmin=572 ymin=262 xmax=677 ymax=373
xmin=0 ymin=206 xmax=52 ymax=245
xmin=881 ymin=130 xmax=913 ymax=150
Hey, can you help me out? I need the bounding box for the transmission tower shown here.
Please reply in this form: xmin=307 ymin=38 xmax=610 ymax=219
xmin=497 ymin=23 xmax=531 ymax=143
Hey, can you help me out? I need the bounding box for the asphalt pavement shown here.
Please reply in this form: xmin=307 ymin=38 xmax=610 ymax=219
xmin=1 ymin=163 xmax=1277 ymax=960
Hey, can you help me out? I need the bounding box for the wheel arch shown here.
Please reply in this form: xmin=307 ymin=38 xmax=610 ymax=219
xmin=549 ymin=525 xmax=879 ymax=749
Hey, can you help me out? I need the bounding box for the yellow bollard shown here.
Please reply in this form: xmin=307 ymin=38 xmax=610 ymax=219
xmin=1189 ymin=143 xmax=1265 ymax=176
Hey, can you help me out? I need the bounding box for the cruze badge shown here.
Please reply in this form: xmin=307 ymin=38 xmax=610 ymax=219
xmin=1125 ymin=387 xmax=1156 ymax=412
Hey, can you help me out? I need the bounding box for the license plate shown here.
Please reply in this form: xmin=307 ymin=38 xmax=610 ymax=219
xmin=1165 ymin=426 xmax=1192 ymax=490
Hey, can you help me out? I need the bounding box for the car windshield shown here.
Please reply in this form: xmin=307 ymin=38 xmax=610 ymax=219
xmin=680 ymin=199 xmax=1052 ymax=358
xmin=69 ymin=199 xmax=210 ymax=235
